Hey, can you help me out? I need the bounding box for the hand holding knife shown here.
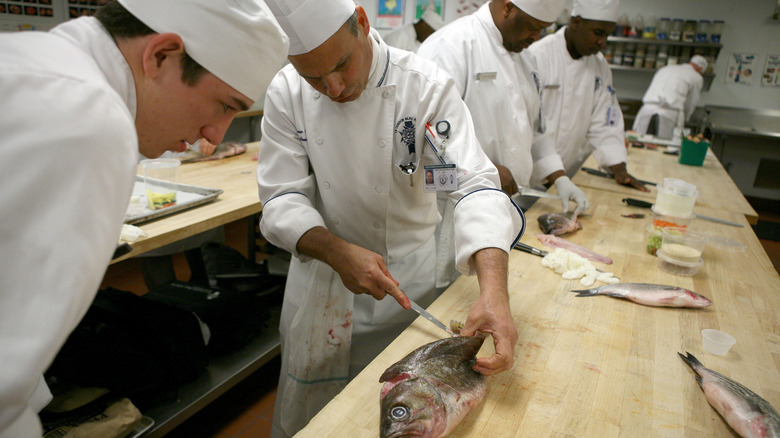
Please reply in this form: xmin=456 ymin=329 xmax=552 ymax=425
xmin=408 ymin=298 xmax=456 ymax=336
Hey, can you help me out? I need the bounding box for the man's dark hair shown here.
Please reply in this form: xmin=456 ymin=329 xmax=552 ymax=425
xmin=95 ymin=1 xmax=206 ymax=86
xmin=345 ymin=12 xmax=359 ymax=36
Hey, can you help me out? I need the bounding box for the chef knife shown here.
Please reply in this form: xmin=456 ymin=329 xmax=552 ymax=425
xmin=512 ymin=187 xmax=561 ymax=201
xmin=408 ymin=298 xmax=456 ymax=336
xmin=622 ymin=198 xmax=744 ymax=227
xmin=513 ymin=241 xmax=549 ymax=257
xmin=582 ymin=167 xmax=657 ymax=186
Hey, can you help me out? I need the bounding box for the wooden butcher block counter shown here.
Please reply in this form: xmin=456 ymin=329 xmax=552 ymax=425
xmin=571 ymin=147 xmax=758 ymax=225
xmin=297 ymin=189 xmax=780 ymax=437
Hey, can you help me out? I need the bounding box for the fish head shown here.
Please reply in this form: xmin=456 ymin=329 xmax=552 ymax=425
xmin=380 ymin=377 xmax=447 ymax=438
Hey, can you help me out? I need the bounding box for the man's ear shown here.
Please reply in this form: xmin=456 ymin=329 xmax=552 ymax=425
xmin=141 ymin=33 xmax=186 ymax=79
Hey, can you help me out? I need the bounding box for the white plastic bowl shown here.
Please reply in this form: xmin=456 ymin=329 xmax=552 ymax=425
xmin=701 ymin=329 xmax=736 ymax=356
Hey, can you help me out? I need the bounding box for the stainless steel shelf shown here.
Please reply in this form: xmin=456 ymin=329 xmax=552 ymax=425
xmin=607 ymin=36 xmax=722 ymax=49
xmin=141 ymin=306 xmax=281 ymax=437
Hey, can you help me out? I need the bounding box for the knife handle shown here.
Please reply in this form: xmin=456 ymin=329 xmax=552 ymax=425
xmin=514 ymin=242 xmax=545 ymax=257
xmin=622 ymin=198 xmax=653 ymax=209
xmin=583 ymin=167 xmax=610 ymax=178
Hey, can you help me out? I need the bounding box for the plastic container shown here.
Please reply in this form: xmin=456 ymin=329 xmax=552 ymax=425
xmin=696 ymin=20 xmax=711 ymax=43
xmin=623 ymin=43 xmax=635 ymax=66
xmin=642 ymin=14 xmax=657 ymax=39
xmin=679 ymin=137 xmax=710 ymax=166
xmin=634 ymin=44 xmax=646 ymax=68
xmin=655 ymin=46 xmax=668 ymax=68
xmin=669 ymin=19 xmax=684 ymax=41
xmin=656 ymin=17 xmax=670 ymax=40
xmin=140 ymin=158 xmax=180 ymax=210
xmin=682 ymin=20 xmax=697 ymax=42
xmin=644 ymin=45 xmax=657 ymax=69
xmin=710 ymin=20 xmax=724 ymax=43
xmin=701 ymin=329 xmax=736 ymax=356
xmin=657 ymin=249 xmax=703 ymax=276
xmin=645 ymin=224 xmax=663 ymax=255
xmin=655 ymin=179 xmax=699 ymax=217
xmin=613 ymin=43 xmax=624 ymax=65
xmin=615 ymin=13 xmax=630 ymax=36
xmin=661 ymin=227 xmax=708 ymax=262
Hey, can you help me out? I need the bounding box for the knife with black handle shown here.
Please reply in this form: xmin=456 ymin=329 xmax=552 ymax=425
xmin=582 ymin=167 xmax=657 ymax=186
xmin=621 ymin=198 xmax=744 ymax=227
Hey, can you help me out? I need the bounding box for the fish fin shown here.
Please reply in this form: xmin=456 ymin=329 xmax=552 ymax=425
xmin=678 ymin=352 xmax=704 ymax=383
xmin=571 ymin=289 xmax=598 ymax=297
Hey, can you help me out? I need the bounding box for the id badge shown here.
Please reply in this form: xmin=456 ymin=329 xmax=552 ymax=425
xmin=423 ymin=164 xmax=458 ymax=192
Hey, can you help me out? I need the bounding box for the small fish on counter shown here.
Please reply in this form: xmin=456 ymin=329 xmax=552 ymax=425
xmin=179 ymin=141 xmax=247 ymax=163
xmin=572 ymin=283 xmax=712 ymax=307
xmin=537 ymin=212 xmax=582 ymax=236
xmin=536 ymin=233 xmax=613 ymax=265
xmin=379 ymin=336 xmax=486 ymax=438
xmin=679 ymin=352 xmax=780 ymax=438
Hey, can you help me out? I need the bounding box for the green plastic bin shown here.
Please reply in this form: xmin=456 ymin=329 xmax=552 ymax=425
xmin=678 ymin=138 xmax=709 ymax=166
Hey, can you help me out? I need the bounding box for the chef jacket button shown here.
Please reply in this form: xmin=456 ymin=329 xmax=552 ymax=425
xmin=382 ymin=90 xmax=390 ymax=98
xmin=316 ymin=137 xmax=324 ymax=145
xmin=375 ymin=185 xmax=384 ymax=193
xmin=379 ymin=139 xmax=387 ymax=148
xmin=323 ymin=181 xmax=331 ymax=189
xmin=373 ymin=222 xmax=382 ymax=229
xmin=313 ymin=92 xmax=321 ymax=99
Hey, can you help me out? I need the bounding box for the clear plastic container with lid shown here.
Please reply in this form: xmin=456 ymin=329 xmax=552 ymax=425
xmin=656 ymin=18 xmax=671 ymax=40
xmin=643 ymin=14 xmax=657 ymax=39
xmin=669 ymin=19 xmax=684 ymax=41
xmin=655 ymin=178 xmax=699 ymax=217
xmin=710 ymin=20 xmax=724 ymax=43
xmin=682 ymin=20 xmax=697 ymax=42
xmin=696 ymin=20 xmax=711 ymax=43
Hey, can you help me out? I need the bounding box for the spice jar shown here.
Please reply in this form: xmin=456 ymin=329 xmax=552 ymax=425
xmin=710 ymin=20 xmax=724 ymax=43
xmin=656 ymin=18 xmax=671 ymax=40
xmin=696 ymin=20 xmax=710 ymax=43
xmin=669 ymin=19 xmax=684 ymax=41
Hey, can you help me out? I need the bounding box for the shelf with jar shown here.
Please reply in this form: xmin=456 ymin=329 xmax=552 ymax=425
xmin=606 ymin=16 xmax=724 ymax=91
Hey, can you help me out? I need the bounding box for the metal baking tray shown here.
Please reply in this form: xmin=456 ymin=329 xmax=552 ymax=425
xmin=124 ymin=176 xmax=223 ymax=225
xmin=128 ymin=416 xmax=155 ymax=437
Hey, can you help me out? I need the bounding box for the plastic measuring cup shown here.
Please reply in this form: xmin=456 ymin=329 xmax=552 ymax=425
xmin=654 ymin=178 xmax=698 ymax=217
xmin=701 ymin=329 xmax=736 ymax=356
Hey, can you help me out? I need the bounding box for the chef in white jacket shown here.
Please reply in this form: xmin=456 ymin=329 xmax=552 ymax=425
xmin=383 ymin=5 xmax=445 ymax=53
xmin=260 ymin=1 xmax=525 ymax=436
xmin=528 ymin=0 xmax=649 ymax=191
xmin=418 ymin=0 xmax=590 ymax=215
xmin=0 ymin=1 xmax=287 ymax=436
xmin=633 ymin=55 xmax=708 ymax=139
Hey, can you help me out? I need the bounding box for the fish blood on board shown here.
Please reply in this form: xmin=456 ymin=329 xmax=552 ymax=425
xmin=379 ymin=336 xmax=486 ymax=438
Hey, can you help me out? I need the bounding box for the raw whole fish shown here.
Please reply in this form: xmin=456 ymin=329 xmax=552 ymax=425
xmin=536 ymin=233 xmax=613 ymax=265
xmin=679 ymin=352 xmax=780 ymax=438
xmin=537 ymin=213 xmax=582 ymax=235
xmin=379 ymin=336 xmax=486 ymax=438
xmin=572 ymin=283 xmax=712 ymax=307
xmin=180 ymin=141 xmax=247 ymax=163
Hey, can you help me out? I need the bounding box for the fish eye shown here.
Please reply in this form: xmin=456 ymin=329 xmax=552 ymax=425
xmin=390 ymin=406 xmax=409 ymax=420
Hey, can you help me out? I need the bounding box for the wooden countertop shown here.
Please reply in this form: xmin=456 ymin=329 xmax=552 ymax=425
xmin=571 ymin=147 xmax=759 ymax=225
xmin=297 ymin=174 xmax=779 ymax=436
xmin=113 ymin=142 xmax=261 ymax=263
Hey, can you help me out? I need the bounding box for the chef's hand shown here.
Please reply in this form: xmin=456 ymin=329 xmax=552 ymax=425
xmin=330 ymin=242 xmax=410 ymax=309
xmin=297 ymin=227 xmax=410 ymax=309
xmin=608 ymin=162 xmax=650 ymax=192
xmin=553 ymin=175 xmax=590 ymax=215
xmin=462 ymin=248 xmax=518 ymax=376
xmin=494 ymin=162 xmax=518 ymax=196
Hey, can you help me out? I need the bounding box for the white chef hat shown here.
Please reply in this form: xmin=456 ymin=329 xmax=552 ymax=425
xmin=571 ymin=0 xmax=620 ymax=23
xmin=420 ymin=6 xmax=444 ymax=31
xmin=118 ymin=0 xmax=288 ymax=103
xmin=510 ymin=0 xmax=565 ymax=23
xmin=690 ymin=55 xmax=708 ymax=72
xmin=265 ymin=0 xmax=357 ymax=56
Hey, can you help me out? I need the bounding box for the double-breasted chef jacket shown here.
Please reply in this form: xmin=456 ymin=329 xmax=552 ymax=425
xmin=257 ymin=29 xmax=525 ymax=437
xmin=528 ymin=27 xmax=627 ymax=177
xmin=0 ymin=17 xmax=137 ymax=438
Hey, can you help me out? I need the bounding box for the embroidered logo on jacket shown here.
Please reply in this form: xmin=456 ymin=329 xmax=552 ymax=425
xmin=394 ymin=117 xmax=416 ymax=150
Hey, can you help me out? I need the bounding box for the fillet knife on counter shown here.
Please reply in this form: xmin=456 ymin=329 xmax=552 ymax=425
xmin=622 ymin=198 xmax=744 ymax=227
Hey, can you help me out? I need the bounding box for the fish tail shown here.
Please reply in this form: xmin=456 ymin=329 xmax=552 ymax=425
xmin=571 ymin=288 xmax=599 ymax=297
xmin=678 ymin=352 xmax=705 ymax=386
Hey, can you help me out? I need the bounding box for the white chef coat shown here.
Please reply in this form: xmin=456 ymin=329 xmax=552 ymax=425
xmin=528 ymin=28 xmax=627 ymax=176
xmin=417 ymin=3 xmax=565 ymax=188
xmin=258 ymin=29 xmax=524 ymax=437
xmin=383 ymin=23 xmax=421 ymax=53
xmin=633 ymin=63 xmax=703 ymax=138
xmin=0 ymin=17 xmax=137 ymax=438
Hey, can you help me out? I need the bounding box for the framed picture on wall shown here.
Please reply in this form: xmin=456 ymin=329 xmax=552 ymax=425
xmin=377 ymin=0 xmax=403 ymax=29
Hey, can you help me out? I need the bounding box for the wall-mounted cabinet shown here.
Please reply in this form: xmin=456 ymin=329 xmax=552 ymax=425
xmin=605 ymin=36 xmax=722 ymax=91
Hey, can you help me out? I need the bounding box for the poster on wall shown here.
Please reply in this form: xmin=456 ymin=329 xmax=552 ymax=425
xmin=377 ymin=0 xmax=403 ymax=29
xmin=453 ymin=0 xmax=488 ymax=18
xmin=416 ymin=0 xmax=443 ymax=19
xmin=761 ymin=55 xmax=780 ymax=88
xmin=725 ymin=53 xmax=756 ymax=86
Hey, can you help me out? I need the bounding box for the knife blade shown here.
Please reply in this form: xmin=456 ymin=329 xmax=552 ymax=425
xmin=621 ymin=198 xmax=744 ymax=227
xmin=408 ymin=299 xmax=455 ymax=336
xmin=582 ymin=167 xmax=657 ymax=186
xmin=512 ymin=187 xmax=560 ymax=201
